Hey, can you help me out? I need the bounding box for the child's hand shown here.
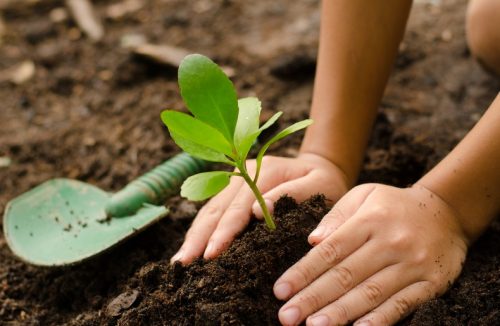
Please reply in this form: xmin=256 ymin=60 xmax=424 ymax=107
xmin=171 ymin=153 xmax=349 ymax=264
xmin=274 ymin=184 xmax=469 ymax=326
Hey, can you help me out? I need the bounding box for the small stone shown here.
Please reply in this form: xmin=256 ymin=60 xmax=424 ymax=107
xmin=98 ymin=70 xmax=113 ymax=81
xmin=441 ymin=29 xmax=452 ymax=42
xmin=68 ymin=27 xmax=82 ymax=41
xmin=221 ymin=65 xmax=236 ymax=78
xmin=0 ymin=156 xmax=11 ymax=168
xmin=50 ymin=7 xmax=68 ymax=23
xmin=105 ymin=290 xmax=139 ymax=317
xmin=83 ymin=136 xmax=96 ymax=146
xmin=10 ymin=61 xmax=36 ymax=85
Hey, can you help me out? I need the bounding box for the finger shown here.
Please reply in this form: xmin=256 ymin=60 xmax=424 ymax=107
xmin=305 ymin=264 xmax=418 ymax=326
xmin=171 ymin=177 xmax=244 ymax=264
xmin=353 ymin=281 xmax=435 ymax=326
xmin=203 ymin=173 xmax=277 ymax=259
xmin=251 ymin=163 xmax=310 ymax=218
xmin=277 ymin=241 xmax=394 ymax=326
xmin=274 ymin=216 xmax=370 ymax=301
xmin=309 ymin=184 xmax=377 ymax=246
xmin=252 ymin=172 xmax=330 ymax=218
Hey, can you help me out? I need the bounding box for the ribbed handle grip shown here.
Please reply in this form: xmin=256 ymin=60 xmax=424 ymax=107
xmin=105 ymin=153 xmax=207 ymax=217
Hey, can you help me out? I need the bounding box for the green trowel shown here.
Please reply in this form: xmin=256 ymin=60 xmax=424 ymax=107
xmin=3 ymin=153 xmax=207 ymax=267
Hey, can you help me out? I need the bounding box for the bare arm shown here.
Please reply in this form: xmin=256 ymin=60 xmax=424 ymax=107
xmin=302 ymin=0 xmax=413 ymax=186
xmin=419 ymin=93 xmax=500 ymax=242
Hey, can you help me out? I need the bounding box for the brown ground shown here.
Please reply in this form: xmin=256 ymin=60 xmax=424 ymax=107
xmin=0 ymin=0 xmax=499 ymax=325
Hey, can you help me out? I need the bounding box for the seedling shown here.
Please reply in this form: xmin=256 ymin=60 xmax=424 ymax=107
xmin=161 ymin=54 xmax=312 ymax=230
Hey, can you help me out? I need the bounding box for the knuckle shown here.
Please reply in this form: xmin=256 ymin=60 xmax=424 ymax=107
xmin=370 ymin=205 xmax=391 ymax=220
xmin=393 ymin=296 xmax=412 ymax=318
xmin=369 ymin=309 xmax=391 ymax=325
xmin=290 ymin=263 xmax=316 ymax=286
xmin=298 ymin=291 xmax=323 ymax=311
xmin=324 ymin=207 xmax=345 ymax=223
xmin=427 ymin=276 xmax=447 ymax=295
xmin=331 ymin=303 xmax=350 ymax=324
xmin=359 ymin=281 xmax=384 ymax=306
xmin=200 ymin=203 xmax=223 ymax=219
xmin=185 ymin=227 xmax=206 ymax=242
xmin=226 ymin=202 xmax=250 ymax=215
xmin=316 ymin=239 xmax=341 ymax=265
xmin=329 ymin=266 xmax=354 ymax=292
xmin=412 ymin=248 xmax=430 ymax=265
xmin=388 ymin=229 xmax=412 ymax=250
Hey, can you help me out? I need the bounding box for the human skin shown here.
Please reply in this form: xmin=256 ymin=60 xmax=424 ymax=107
xmin=172 ymin=0 xmax=500 ymax=325
xmin=466 ymin=0 xmax=500 ymax=75
xmin=171 ymin=0 xmax=411 ymax=265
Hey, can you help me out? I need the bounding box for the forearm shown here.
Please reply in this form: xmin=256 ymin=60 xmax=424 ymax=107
xmin=418 ymin=93 xmax=500 ymax=242
xmin=301 ymin=0 xmax=413 ymax=186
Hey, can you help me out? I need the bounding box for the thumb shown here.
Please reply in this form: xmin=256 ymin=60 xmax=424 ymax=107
xmin=308 ymin=183 xmax=377 ymax=245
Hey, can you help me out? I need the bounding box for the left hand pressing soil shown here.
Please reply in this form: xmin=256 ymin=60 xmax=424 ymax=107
xmin=171 ymin=153 xmax=349 ymax=265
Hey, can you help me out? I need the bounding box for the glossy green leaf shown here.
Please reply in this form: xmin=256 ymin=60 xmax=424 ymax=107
xmin=170 ymin=131 xmax=235 ymax=165
xmin=237 ymin=111 xmax=283 ymax=160
xmin=254 ymin=119 xmax=313 ymax=183
xmin=161 ymin=110 xmax=233 ymax=157
xmin=181 ymin=171 xmax=232 ymax=201
xmin=234 ymin=97 xmax=261 ymax=145
xmin=259 ymin=111 xmax=282 ymax=132
xmin=234 ymin=97 xmax=262 ymax=159
xmin=178 ymin=54 xmax=238 ymax=142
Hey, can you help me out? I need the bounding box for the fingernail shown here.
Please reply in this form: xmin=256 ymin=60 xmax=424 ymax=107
xmin=354 ymin=321 xmax=372 ymax=326
xmin=274 ymin=282 xmax=292 ymax=300
xmin=280 ymin=307 xmax=300 ymax=325
xmin=204 ymin=241 xmax=215 ymax=259
xmin=170 ymin=249 xmax=184 ymax=263
xmin=309 ymin=226 xmax=325 ymax=239
xmin=309 ymin=315 xmax=330 ymax=326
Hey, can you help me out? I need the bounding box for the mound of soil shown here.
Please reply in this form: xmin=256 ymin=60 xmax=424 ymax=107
xmin=96 ymin=196 xmax=327 ymax=326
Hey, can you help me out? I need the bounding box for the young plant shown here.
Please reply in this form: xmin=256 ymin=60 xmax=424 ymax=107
xmin=161 ymin=54 xmax=312 ymax=230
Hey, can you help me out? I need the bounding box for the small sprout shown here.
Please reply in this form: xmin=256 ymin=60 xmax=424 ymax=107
xmin=161 ymin=54 xmax=313 ymax=229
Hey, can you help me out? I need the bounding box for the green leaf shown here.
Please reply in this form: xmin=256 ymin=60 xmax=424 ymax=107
xmin=169 ymin=131 xmax=235 ymax=165
xmin=161 ymin=110 xmax=233 ymax=157
xmin=236 ymin=111 xmax=282 ymax=160
xmin=254 ymin=119 xmax=313 ymax=183
xmin=178 ymin=54 xmax=238 ymax=142
xmin=181 ymin=171 xmax=232 ymax=201
xmin=234 ymin=97 xmax=261 ymax=145
xmin=259 ymin=111 xmax=282 ymax=132
xmin=234 ymin=97 xmax=261 ymax=159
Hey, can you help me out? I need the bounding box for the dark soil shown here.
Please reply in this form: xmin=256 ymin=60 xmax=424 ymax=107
xmin=0 ymin=0 xmax=499 ymax=325
xmin=101 ymin=196 xmax=327 ymax=326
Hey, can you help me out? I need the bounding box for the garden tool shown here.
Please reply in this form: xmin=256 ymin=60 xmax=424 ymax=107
xmin=3 ymin=153 xmax=207 ymax=266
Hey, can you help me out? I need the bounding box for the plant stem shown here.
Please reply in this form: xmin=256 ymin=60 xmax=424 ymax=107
xmin=238 ymin=163 xmax=276 ymax=230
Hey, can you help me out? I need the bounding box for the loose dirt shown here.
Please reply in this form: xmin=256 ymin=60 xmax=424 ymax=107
xmin=0 ymin=0 xmax=499 ymax=325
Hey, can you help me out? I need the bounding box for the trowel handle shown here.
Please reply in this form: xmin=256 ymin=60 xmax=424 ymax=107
xmin=105 ymin=153 xmax=207 ymax=217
